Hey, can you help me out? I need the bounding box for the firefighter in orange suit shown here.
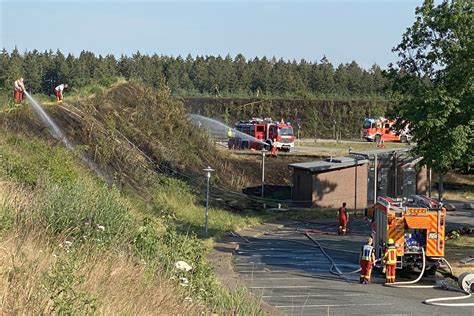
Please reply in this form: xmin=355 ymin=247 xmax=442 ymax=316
xmin=271 ymin=139 xmax=278 ymax=157
xmin=54 ymin=83 xmax=68 ymax=103
xmin=384 ymin=238 xmax=397 ymax=283
xmin=359 ymin=237 xmax=376 ymax=284
xmin=13 ymin=77 xmax=26 ymax=104
xmin=337 ymin=202 xmax=348 ymax=235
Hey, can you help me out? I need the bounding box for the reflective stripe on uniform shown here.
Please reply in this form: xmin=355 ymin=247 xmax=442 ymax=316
xmin=361 ymin=245 xmax=373 ymax=261
xmin=386 ymin=247 xmax=397 ymax=264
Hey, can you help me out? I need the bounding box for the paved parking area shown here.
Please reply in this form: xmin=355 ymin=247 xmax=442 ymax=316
xmin=233 ymin=220 xmax=474 ymax=315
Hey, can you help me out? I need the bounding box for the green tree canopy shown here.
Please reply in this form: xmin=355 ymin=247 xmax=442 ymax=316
xmin=389 ymin=0 xmax=473 ymax=173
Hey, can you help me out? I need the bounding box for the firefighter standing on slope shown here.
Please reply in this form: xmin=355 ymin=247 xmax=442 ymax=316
xmin=54 ymin=83 xmax=68 ymax=103
xmin=359 ymin=237 xmax=376 ymax=284
xmin=13 ymin=77 xmax=26 ymax=104
xmin=383 ymin=238 xmax=397 ymax=283
xmin=337 ymin=202 xmax=348 ymax=235
xmin=227 ymin=128 xmax=234 ymax=149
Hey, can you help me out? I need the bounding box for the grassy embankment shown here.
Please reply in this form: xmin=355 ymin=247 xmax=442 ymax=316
xmin=0 ymin=82 xmax=264 ymax=314
xmin=0 ymin=133 xmax=265 ymax=314
xmin=0 ymin=80 xmax=342 ymax=313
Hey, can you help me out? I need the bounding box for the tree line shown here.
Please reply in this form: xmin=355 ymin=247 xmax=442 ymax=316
xmin=0 ymin=48 xmax=388 ymax=98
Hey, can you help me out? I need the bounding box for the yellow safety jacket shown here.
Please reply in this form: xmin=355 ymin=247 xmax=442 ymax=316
xmin=384 ymin=246 xmax=397 ymax=265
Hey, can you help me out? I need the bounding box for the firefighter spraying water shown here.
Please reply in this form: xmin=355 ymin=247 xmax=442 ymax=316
xmin=228 ymin=118 xmax=295 ymax=152
xmin=188 ymin=114 xmax=270 ymax=149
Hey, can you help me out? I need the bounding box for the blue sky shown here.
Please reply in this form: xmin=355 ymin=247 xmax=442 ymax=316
xmin=1 ymin=0 xmax=424 ymax=68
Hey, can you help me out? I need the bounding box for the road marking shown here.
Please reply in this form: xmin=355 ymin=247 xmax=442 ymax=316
xmin=250 ymin=285 xmax=332 ymax=289
xmin=234 ymin=262 xmax=328 ymax=267
xmin=262 ymin=293 xmax=370 ymax=298
xmin=237 ymin=270 xmax=328 ymax=273
xmin=275 ymin=303 xmax=393 ymax=308
xmin=246 ymin=277 xmax=329 ymax=281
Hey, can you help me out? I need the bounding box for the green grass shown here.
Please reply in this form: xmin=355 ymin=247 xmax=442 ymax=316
xmin=151 ymin=177 xmax=262 ymax=240
xmin=446 ymin=235 xmax=474 ymax=248
xmin=0 ymin=131 xmax=264 ymax=314
xmin=296 ymin=139 xmax=410 ymax=150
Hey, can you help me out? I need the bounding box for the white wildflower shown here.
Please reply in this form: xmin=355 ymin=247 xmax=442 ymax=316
xmin=179 ymin=277 xmax=189 ymax=286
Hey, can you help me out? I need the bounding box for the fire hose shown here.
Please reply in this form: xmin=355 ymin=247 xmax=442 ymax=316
xmin=384 ymin=247 xmax=474 ymax=307
xmin=304 ymin=232 xmax=474 ymax=307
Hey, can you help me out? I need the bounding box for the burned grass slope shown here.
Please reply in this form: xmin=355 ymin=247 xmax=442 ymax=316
xmin=1 ymin=83 xmax=258 ymax=193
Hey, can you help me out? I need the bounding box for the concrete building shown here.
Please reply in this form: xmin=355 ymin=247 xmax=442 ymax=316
xmin=290 ymin=147 xmax=428 ymax=209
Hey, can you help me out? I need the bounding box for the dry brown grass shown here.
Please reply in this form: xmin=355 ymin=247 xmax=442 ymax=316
xmin=0 ymin=182 xmax=207 ymax=315
xmin=0 ymin=233 xmax=207 ymax=314
xmin=444 ymin=236 xmax=474 ymax=277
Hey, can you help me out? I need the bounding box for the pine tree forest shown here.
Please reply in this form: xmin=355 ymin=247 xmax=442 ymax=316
xmin=0 ymin=48 xmax=389 ymax=99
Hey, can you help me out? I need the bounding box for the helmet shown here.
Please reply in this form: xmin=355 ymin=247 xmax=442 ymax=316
xmin=388 ymin=238 xmax=394 ymax=245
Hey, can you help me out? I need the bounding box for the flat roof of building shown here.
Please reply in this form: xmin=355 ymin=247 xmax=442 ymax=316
xmin=350 ymin=146 xmax=414 ymax=157
xmin=289 ymin=156 xmax=368 ymax=172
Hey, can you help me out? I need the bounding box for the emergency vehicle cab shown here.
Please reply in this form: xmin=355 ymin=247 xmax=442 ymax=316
xmin=370 ymin=196 xmax=446 ymax=273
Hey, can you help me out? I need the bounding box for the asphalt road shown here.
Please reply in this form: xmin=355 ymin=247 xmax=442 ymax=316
xmin=233 ymin=220 xmax=474 ymax=316
xmin=445 ymin=201 xmax=474 ymax=230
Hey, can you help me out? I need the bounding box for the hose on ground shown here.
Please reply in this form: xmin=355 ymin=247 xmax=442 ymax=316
xmin=307 ymin=231 xmax=473 ymax=306
xmin=305 ymin=232 xmax=367 ymax=279
xmin=381 ymin=246 xmax=473 ymax=306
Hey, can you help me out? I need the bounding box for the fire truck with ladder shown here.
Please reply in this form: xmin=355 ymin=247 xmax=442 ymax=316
xmin=369 ymin=196 xmax=446 ymax=274
xmin=362 ymin=117 xmax=412 ymax=143
xmin=228 ymin=118 xmax=295 ymax=151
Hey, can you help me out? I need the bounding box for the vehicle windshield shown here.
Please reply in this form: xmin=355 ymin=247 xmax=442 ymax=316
xmin=279 ymin=127 xmax=294 ymax=135
xmin=362 ymin=121 xmax=373 ymax=129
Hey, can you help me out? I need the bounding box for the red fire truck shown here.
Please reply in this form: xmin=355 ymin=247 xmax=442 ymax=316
xmin=362 ymin=117 xmax=412 ymax=143
xmin=228 ymin=118 xmax=295 ymax=151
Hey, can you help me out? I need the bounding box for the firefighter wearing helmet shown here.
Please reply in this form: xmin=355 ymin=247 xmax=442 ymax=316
xmin=384 ymin=238 xmax=397 ymax=283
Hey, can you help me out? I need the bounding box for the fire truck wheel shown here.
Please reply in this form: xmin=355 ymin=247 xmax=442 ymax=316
xmin=400 ymin=135 xmax=408 ymax=143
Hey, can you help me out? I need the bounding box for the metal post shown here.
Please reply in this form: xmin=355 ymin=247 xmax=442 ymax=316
xmin=428 ymin=168 xmax=432 ymax=197
xmin=203 ymin=166 xmax=214 ymax=237
xmin=354 ymin=161 xmax=358 ymax=211
xmin=374 ymin=154 xmax=378 ymax=203
xmin=437 ymin=208 xmax=441 ymax=251
xmin=438 ymin=173 xmax=443 ymax=202
xmin=394 ymin=152 xmax=398 ymax=197
xmin=261 ymin=150 xmax=266 ymax=198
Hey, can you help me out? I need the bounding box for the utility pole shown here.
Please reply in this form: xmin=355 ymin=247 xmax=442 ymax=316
xmin=374 ymin=154 xmax=378 ymax=204
xmin=203 ymin=166 xmax=214 ymax=237
xmin=428 ymin=168 xmax=432 ymax=197
xmin=349 ymin=148 xmax=357 ymax=210
xmin=261 ymin=149 xmax=267 ymax=198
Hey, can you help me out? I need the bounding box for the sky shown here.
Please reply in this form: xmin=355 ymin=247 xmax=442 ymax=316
xmin=1 ymin=0 xmax=426 ymax=69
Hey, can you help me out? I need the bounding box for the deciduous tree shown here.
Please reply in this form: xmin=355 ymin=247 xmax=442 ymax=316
xmin=389 ymin=0 xmax=473 ymax=176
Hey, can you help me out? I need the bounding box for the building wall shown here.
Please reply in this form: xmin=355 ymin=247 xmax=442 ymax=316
xmin=312 ymin=164 xmax=368 ymax=209
xmin=292 ymin=169 xmax=313 ymax=207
